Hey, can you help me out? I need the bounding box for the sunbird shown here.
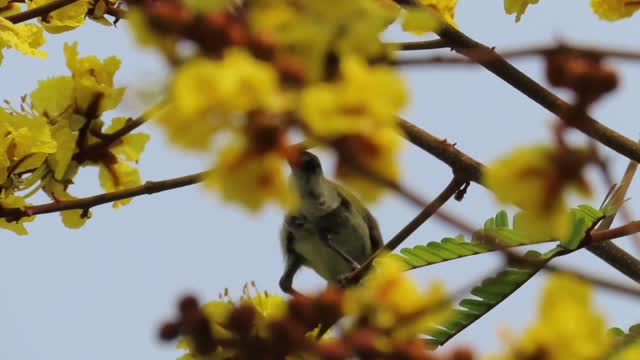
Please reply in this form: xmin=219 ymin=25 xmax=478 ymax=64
xmin=279 ymin=150 xmax=383 ymax=295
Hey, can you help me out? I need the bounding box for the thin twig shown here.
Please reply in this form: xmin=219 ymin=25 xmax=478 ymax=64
xmin=74 ymin=101 xmax=163 ymax=162
xmin=341 ymin=177 xmax=465 ymax=284
xmin=5 ymin=0 xmax=78 ymax=24
xmin=543 ymin=263 xmax=640 ymax=298
xmin=386 ymin=39 xmax=449 ymax=51
xmin=592 ymin=222 xmax=640 ymax=243
xmin=393 ymin=41 xmax=640 ymax=62
xmin=397 ymin=117 xmax=485 ymax=183
xmin=0 ymin=171 xmax=206 ymax=219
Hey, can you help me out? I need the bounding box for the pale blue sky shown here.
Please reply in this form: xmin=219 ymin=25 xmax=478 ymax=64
xmin=0 ymin=2 xmax=639 ymax=359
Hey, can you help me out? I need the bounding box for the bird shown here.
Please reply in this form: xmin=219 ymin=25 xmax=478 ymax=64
xmin=279 ymin=150 xmax=383 ymax=296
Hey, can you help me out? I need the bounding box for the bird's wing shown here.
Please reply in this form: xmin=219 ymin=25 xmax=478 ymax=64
xmin=333 ymin=181 xmax=384 ymax=252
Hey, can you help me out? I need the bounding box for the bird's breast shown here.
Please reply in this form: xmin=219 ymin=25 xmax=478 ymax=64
xmin=290 ymin=207 xmax=372 ymax=282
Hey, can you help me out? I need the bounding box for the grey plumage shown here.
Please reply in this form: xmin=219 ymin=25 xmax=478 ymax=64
xmin=279 ymin=151 xmax=383 ymax=294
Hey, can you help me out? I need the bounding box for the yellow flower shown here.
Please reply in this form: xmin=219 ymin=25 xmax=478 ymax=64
xmin=344 ymin=254 xmax=450 ymax=341
xmin=42 ymin=171 xmax=92 ymax=229
xmin=484 ymin=145 xmax=592 ymax=242
xmin=0 ymin=194 xmax=35 ymax=235
xmin=495 ymin=274 xmax=610 ymax=360
xmin=504 ymin=0 xmax=540 ymax=22
xmin=64 ymin=42 xmax=125 ymax=114
xmin=104 ymin=117 xmax=150 ymax=163
xmin=0 ymin=108 xmax=57 ymax=184
xmin=98 ymin=161 xmax=142 ymax=207
xmin=248 ymin=0 xmax=397 ymax=81
xmin=205 ymin=142 xmax=293 ymax=211
xmin=0 ymin=17 xmax=46 ymax=64
xmin=174 ymin=51 xmax=280 ymax=115
xmin=335 ymin=128 xmax=403 ymax=202
xmin=46 ymin=118 xmax=77 ymax=180
xmin=0 ymin=2 xmax=22 ymax=17
xmin=30 ymin=76 xmax=75 ymax=121
xmin=27 ymin=0 xmax=90 ymax=33
xmin=403 ymin=0 xmax=458 ymax=34
xmin=159 ymin=49 xmax=283 ymax=150
xmin=591 ymin=0 xmax=640 ymax=21
xmin=177 ymin=284 xmax=288 ymax=360
xmin=300 ymin=56 xmax=407 ymax=138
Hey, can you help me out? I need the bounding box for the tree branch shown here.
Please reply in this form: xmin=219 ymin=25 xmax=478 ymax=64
xmin=434 ymin=23 xmax=640 ymax=165
xmin=386 ymin=39 xmax=449 ymax=51
xmin=5 ymin=0 xmax=78 ymax=24
xmin=341 ymin=176 xmax=465 ymax=285
xmin=73 ymin=101 xmax=161 ymax=162
xmin=592 ymin=221 xmax=640 ymax=243
xmin=396 ymin=117 xmax=640 ymax=285
xmin=0 ymin=171 xmax=206 ymax=219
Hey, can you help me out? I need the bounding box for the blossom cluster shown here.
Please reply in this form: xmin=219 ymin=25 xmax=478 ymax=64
xmin=124 ymin=0 xmax=469 ymax=209
xmin=160 ymin=256 xmax=455 ymax=360
xmin=0 ymin=42 xmax=148 ymax=233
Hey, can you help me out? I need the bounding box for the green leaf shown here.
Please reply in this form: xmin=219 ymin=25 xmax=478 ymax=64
xmin=397 ymin=206 xmax=604 ymax=270
xmin=602 ymin=323 xmax=640 ymax=359
xmin=424 ymin=250 xmax=559 ymax=346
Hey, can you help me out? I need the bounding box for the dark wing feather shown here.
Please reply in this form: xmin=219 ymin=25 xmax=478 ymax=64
xmin=332 ymin=180 xmax=384 ymax=252
xmin=362 ymin=207 xmax=384 ymax=251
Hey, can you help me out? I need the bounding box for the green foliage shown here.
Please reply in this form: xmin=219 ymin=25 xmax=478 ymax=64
xmin=398 ymin=206 xmax=603 ymax=269
xmin=605 ymin=324 xmax=640 ymax=359
xmin=399 ymin=205 xmax=603 ymax=347
xmin=425 ymin=248 xmax=564 ymax=346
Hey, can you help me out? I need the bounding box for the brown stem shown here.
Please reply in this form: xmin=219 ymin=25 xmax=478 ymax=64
xmin=543 ymin=263 xmax=640 ymax=298
xmin=397 ymin=118 xmax=484 ymax=183
xmin=435 ymin=23 xmax=640 ymax=165
xmin=394 ymin=42 xmax=640 ymax=61
xmin=341 ymin=177 xmax=465 ymax=285
xmin=5 ymin=0 xmax=78 ymax=24
xmin=592 ymin=221 xmax=640 ymax=243
xmin=0 ymin=171 xmax=206 ymax=219
xmin=387 ymin=39 xmax=449 ymax=51
xmin=74 ymin=116 xmax=148 ymax=162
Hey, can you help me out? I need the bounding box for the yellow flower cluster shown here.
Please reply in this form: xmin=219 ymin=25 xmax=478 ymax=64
xmin=591 ymin=0 xmax=640 ymax=20
xmin=248 ymin=0 xmax=398 ymax=81
xmin=177 ymin=284 xmax=288 ymax=360
xmin=0 ymin=43 xmax=148 ymax=233
xmin=484 ymin=145 xmax=592 ymax=243
xmin=489 ymin=274 xmax=612 ymax=360
xmin=149 ymin=12 xmax=409 ymax=208
xmin=160 ymin=49 xmax=284 ymax=150
xmin=173 ymin=257 xmax=449 ymax=359
xmin=0 ymin=16 xmax=45 ymax=63
xmin=345 ymin=255 xmax=450 ymax=342
xmin=0 ymin=0 xmax=121 ymax=63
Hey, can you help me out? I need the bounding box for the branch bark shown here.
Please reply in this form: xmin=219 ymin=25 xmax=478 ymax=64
xmin=0 ymin=171 xmax=206 ymax=219
xmin=5 ymin=0 xmax=78 ymax=24
xmin=435 ymin=23 xmax=640 ymax=165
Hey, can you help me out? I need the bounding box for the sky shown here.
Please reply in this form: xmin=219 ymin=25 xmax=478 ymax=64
xmin=0 ymin=1 xmax=639 ymax=359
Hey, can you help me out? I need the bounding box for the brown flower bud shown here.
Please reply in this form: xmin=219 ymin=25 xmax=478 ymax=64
xmin=228 ymin=304 xmax=257 ymax=337
xmin=268 ymin=318 xmax=307 ymax=353
xmin=158 ymin=321 xmax=180 ymax=341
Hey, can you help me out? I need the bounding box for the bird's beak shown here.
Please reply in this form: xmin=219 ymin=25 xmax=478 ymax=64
xmin=284 ymin=145 xmax=303 ymax=169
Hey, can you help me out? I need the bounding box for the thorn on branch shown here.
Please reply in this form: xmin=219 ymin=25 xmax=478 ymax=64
xmin=80 ymin=208 xmax=91 ymax=219
xmin=454 ymin=181 xmax=470 ymax=201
